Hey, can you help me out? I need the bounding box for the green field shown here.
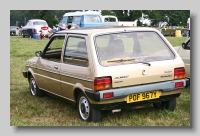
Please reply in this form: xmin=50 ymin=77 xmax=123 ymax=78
xmin=10 ymin=36 xmax=190 ymax=126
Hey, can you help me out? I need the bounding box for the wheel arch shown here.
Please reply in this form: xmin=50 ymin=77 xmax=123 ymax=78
xmin=73 ymin=83 xmax=90 ymax=104
xmin=27 ymin=68 xmax=36 ymax=84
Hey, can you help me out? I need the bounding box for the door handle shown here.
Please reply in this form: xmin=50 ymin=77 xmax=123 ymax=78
xmin=54 ymin=65 xmax=58 ymax=69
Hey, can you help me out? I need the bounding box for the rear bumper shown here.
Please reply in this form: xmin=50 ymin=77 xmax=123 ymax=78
xmin=85 ymin=78 xmax=189 ymax=110
xmin=92 ymin=93 xmax=181 ymax=110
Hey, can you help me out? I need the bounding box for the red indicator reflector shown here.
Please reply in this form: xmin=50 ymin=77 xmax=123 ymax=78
xmin=103 ymin=92 xmax=113 ymax=99
xmin=175 ymin=82 xmax=183 ymax=88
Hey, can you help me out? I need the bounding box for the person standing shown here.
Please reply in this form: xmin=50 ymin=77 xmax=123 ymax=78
xmin=187 ymin=17 xmax=190 ymax=37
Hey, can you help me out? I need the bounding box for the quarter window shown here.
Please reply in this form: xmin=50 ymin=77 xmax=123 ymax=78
xmin=64 ymin=37 xmax=88 ymax=67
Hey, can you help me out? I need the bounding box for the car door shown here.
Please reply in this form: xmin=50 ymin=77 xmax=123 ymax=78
xmin=36 ymin=35 xmax=66 ymax=96
xmin=60 ymin=35 xmax=93 ymax=101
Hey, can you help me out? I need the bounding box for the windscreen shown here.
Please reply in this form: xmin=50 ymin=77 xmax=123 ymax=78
xmin=95 ymin=31 xmax=175 ymax=66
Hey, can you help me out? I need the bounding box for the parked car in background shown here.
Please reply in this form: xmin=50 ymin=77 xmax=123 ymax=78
xmin=101 ymin=15 xmax=137 ymax=26
xmin=22 ymin=26 xmax=189 ymax=122
xmin=10 ymin=26 xmax=19 ymax=36
xmin=22 ymin=19 xmax=50 ymax=38
xmin=174 ymin=38 xmax=190 ymax=80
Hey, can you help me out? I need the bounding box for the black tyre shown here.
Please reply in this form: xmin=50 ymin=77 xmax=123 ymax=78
xmin=29 ymin=75 xmax=45 ymax=97
xmin=77 ymin=92 xmax=101 ymax=122
xmin=153 ymin=98 xmax=176 ymax=111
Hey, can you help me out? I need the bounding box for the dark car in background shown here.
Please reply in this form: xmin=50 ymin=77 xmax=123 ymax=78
xmin=10 ymin=26 xmax=19 ymax=36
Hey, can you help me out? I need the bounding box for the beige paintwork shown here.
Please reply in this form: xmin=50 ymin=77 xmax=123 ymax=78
xmin=25 ymin=27 xmax=186 ymax=105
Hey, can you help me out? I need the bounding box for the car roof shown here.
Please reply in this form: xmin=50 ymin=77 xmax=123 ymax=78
xmin=55 ymin=26 xmax=159 ymax=35
xmin=63 ymin=11 xmax=101 ymax=16
xmin=28 ymin=19 xmax=46 ymax=22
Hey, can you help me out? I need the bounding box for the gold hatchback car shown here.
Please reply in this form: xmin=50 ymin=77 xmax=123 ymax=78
xmin=22 ymin=26 xmax=189 ymax=122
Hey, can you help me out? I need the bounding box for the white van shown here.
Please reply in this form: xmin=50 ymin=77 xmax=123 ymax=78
xmin=58 ymin=11 xmax=104 ymax=29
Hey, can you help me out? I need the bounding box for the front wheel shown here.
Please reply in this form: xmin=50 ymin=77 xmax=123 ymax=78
xmin=77 ymin=92 xmax=101 ymax=122
xmin=153 ymin=98 xmax=176 ymax=111
xmin=29 ymin=75 xmax=45 ymax=97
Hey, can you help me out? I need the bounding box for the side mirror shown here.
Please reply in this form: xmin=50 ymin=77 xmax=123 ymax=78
xmin=35 ymin=51 xmax=42 ymax=57
xmin=182 ymin=43 xmax=187 ymax=49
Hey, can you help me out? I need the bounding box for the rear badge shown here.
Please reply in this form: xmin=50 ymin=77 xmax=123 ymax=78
xmin=114 ymin=75 xmax=129 ymax=79
xmin=142 ymin=70 xmax=146 ymax=75
xmin=164 ymin=70 xmax=172 ymax=73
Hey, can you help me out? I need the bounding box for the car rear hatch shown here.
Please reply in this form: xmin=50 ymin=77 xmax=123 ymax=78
xmin=106 ymin=60 xmax=183 ymax=88
xmin=94 ymin=30 xmax=185 ymax=88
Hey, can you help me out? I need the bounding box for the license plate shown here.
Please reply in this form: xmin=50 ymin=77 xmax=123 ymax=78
xmin=126 ymin=90 xmax=160 ymax=103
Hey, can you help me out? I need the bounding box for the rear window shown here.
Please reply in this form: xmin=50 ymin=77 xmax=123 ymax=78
xmin=95 ymin=31 xmax=175 ymax=66
xmin=33 ymin=21 xmax=48 ymax=25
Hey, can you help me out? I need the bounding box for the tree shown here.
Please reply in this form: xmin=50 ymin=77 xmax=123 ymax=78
xmin=144 ymin=10 xmax=190 ymax=27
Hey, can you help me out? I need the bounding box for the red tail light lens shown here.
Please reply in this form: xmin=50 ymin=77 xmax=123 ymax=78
xmin=94 ymin=77 xmax=112 ymax=91
xmin=175 ymin=82 xmax=184 ymax=88
xmin=103 ymin=92 xmax=113 ymax=98
xmin=174 ymin=68 xmax=186 ymax=80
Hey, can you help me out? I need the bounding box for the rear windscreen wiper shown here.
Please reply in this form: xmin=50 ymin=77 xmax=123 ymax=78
xmin=107 ymin=59 xmax=151 ymax=66
xmin=107 ymin=59 xmax=136 ymax=63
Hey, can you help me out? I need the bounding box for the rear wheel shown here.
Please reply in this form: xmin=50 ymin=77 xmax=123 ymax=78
xmin=153 ymin=98 xmax=176 ymax=111
xmin=77 ymin=92 xmax=101 ymax=122
xmin=29 ymin=75 xmax=45 ymax=97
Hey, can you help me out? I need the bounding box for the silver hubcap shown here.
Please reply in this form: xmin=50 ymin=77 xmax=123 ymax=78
xmin=30 ymin=78 xmax=36 ymax=95
xmin=79 ymin=96 xmax=90 ymax=120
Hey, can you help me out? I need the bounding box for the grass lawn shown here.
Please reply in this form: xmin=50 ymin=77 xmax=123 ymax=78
xmin=10 ymin=36 xmax=190 ymax=126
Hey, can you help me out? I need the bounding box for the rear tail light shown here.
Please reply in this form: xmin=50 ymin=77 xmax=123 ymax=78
xmin=174 ymin=68 xmax=186 ymax=80
xmin=94 ymin=77 xmax=112 ymax=91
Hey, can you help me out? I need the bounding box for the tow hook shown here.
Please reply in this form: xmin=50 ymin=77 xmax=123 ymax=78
xmin=112 ymin=109 xmax=121 ymax=113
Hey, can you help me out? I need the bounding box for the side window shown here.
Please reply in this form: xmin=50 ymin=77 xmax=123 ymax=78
xmin=43 ymin=36 xmax=65 ymax=62
xmin=64 ymin=37 xmax=88 ymax=67
xmin=85 ymin=15 xmax=101 ymax=22
xmin=109 ymin=17 xmax=116 ymax=22
xmin=73 ymin=16 xmax=81 ymax=22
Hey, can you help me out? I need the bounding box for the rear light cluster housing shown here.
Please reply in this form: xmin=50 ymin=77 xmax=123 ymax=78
xmin=174 ymin=67 xmax=186 ymax=88
xmin=94 ymin=77 xmax=113 ymax=99
xmin=94 ymin=77 xmax=112 ymax=91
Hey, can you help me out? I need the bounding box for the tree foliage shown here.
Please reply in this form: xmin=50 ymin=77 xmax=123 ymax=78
xmin=145 ymin=10 xmax=190 ymax=27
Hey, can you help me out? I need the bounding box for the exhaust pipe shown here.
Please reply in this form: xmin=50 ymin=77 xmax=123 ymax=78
xmin=112 ymin=109 xmax=121 ymax=113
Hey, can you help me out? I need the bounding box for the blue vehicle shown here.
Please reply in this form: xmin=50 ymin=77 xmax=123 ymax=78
xmin=58 ymin=11 xmax=104 ymax=29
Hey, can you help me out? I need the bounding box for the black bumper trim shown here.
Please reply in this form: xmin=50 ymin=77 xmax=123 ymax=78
xmin=185 ymin=78 xmax=190 ymax=87
xmin=91 ymin=93 xmax=181 ymax=110
xmin=85 ymin=89 xmax=100 ymax=102
xmin=22 ymin=70 xmax=28 ymax=78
